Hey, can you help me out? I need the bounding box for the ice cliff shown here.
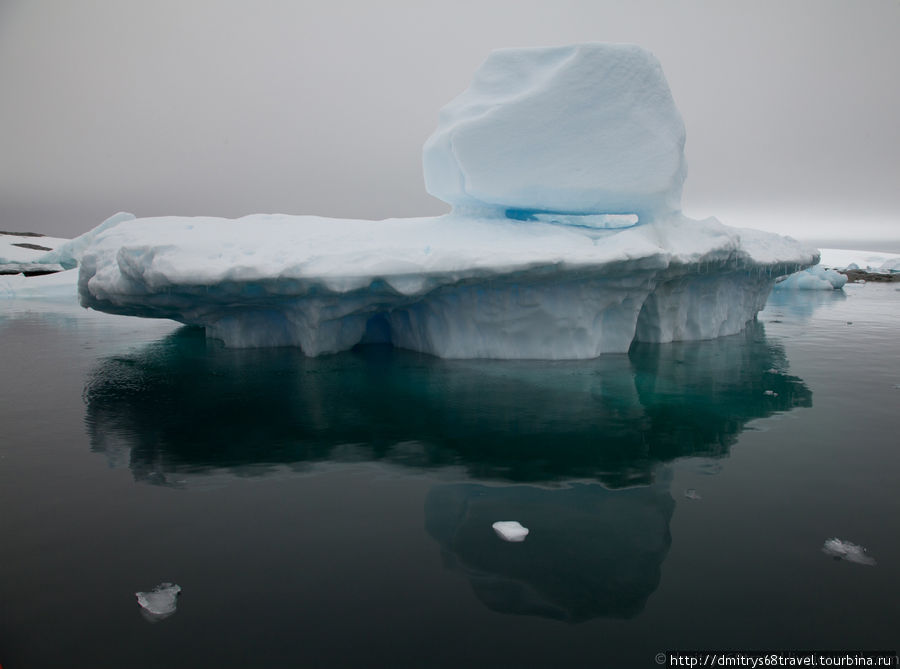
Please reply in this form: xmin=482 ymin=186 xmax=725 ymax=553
xmin=423 ymin=43 xmax=686 ymax=221
xmin=77 ymin=43 xmax=816 ymax=359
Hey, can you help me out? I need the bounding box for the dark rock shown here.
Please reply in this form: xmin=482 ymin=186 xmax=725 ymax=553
xmin=12 ymin=242 xmax=53 ymax=251
xmin=838 ymin=269 xmax=900 ymax=283
xmin=0 ymin=230 xmax=46 ymax=237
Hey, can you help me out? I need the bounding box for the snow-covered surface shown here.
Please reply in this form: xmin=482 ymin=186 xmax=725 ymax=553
xmin=818 ymin=248 xmax=900 ymax=271
xmin=773 ymin=265 xmax=847 ymax=291
xmin=77 ymin=212 xmax=815 ymax=358
xmin=1 ymin=268 xmax=79 ymax=301
xmin=0 ymin=262 xmax=65 ymax=275
xmin=822 ymin=538 xmax=876 ymax=566
xmin=135 ymin=582 xmax=182 ymax=620
xmin=423 ymin=43 xmax=686 ymax=220
xmin=0 ymin=233 xmax=70 ymax=264
xmin=492 ymin=521 xmax=530 ymax=542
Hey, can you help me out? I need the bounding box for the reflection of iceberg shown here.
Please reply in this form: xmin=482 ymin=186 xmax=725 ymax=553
xmin=77 ymin=44 xmax=815 ymax=359
xmin=763 ymin=288 xmax=847 ymax=322
xmin=84 ymin=322 xmax=810 ymax=487
xmin=425 ymin=476 xmax=674 ymax=622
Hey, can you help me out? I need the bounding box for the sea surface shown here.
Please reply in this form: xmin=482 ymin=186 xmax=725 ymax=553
xmin=1 ymin=283 xmax=898 ymax=668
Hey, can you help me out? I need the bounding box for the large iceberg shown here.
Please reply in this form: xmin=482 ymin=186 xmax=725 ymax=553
xmin=77 ymin=43 xmax=816 ymax=359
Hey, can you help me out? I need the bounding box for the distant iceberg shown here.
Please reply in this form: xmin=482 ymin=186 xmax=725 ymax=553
xmin=77 ymin=43 xmax=816 ymax=359
xmin=0 ymin=231 xmax=70 ymax=276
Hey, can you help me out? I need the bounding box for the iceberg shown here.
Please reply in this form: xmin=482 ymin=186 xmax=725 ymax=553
xmin=773 ymin=265 xmax=847 ymax=291
xmin=822 ymin=538 xmax=876 ymax=566
xmin=1 ymin=268 xmax=79 ymax=301
xmin=135 ymin=582 xmax=182 ymax=621
xmin=818 ymin=249 xmax=899 ymax=272
xmin=879 ymin=257 xmax=900 ymax=273
xmin=1 ymin=231 xmax=71 ymax=276
xmin=77 ymin=43 xmax=816 ymax=359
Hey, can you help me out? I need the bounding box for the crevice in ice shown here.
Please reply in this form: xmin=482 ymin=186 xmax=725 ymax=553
xmin=505 ymin=209 xmax=640 ymax=230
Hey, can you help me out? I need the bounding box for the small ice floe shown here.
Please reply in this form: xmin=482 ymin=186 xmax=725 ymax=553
xmin=684 ymin=488 xmax=702 ymax=500
xmin=764 ymin=390 xmax=779 ymax=397
xmin=822 ymin=538 xmax=876 ymax=566
xmin=135 ymin=583 xmax=182 ymax=621
xmin=492 ymin=521 xmax=529 ymax=542
xmin=766 ymin=368 xmax=781 ymax=375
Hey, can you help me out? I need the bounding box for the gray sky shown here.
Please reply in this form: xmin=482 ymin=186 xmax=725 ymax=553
xmin=2 ymin=0 xmax=898 ymax=248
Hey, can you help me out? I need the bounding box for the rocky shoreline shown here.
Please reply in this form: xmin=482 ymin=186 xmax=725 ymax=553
xmin=839 ymin=269 xmax=900 ymax=283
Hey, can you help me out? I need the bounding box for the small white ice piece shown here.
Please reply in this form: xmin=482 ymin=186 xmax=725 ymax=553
xmin=822 ymin=538 xmax=876 ymax=566
xmin=684 ymin=489 xmax=702 ymax=500
xmin=492 ymin=521 xmax=530 ymax=542
xmin=135 ymin=582 xmax=182 ymax=621
xmin=764 ymin=390 xmax=778 ymax=397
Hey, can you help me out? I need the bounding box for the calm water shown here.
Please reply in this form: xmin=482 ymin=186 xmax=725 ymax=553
xmin=1 ymin=284 xmax=898 ymax=667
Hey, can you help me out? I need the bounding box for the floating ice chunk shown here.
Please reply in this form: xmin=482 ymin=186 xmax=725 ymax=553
xmin=423 ymin=43 xmax=686 ymax=220
xmin=135 ymin=582 xmax=182 ymax=621
xmin=683 ymin=489 xmax=702 ymax=500
xmin=492 ymin=521 xmax=529 ymax=542
xmin=822 ymin=538 xmax=876 ymax=565
xmin=763 ymin=390 xmax=778 ymax=397
xmin=0 ymin=232 xmax=70 ymax=265
xmin=773 ymin=265 xmax=847 ymax=290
